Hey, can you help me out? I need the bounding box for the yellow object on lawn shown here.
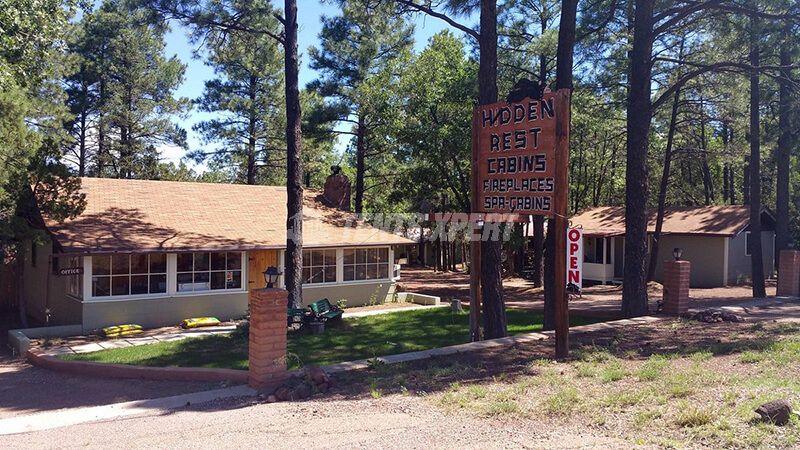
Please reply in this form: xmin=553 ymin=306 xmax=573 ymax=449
xmin=181 ymin=317 xmax=221 ymax=329
xmin=102 ymin=324 xmax=143 ymax=338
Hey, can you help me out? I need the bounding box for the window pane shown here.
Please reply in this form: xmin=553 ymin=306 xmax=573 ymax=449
xmin=112 ymin=255 xmax=130 ymax=275
xmin=92 ymin=276 xmax=110 ymax=296
xmin=312 ymin=250 xmax=323 ymax=267
xmin=378 ymin=263 xmax=389 ymax=279
xmin=112 ymin=275 xmax=130 ymax=296
xmin=177 ymin=253 xmax=193 ymax=272
xmin=211 ymin=271 xmax=225 ymax=290
xmin=194 ymin=271 xmax=210 ymax=290
xmin=302 ymin=267 xmax=311 ymax=283
xmin=311 ymin=269 xmax=323 ymax=284
xmin=324 ymin=266 xmax=336 ymax=283
xmin=367 ymin=264 xmax=377 ymax=280
xmin=227 ymin=271 xmax=242 ymax=289
xmin=378 ymin=248 xmax=389 ymax=262
xmin=356 ymin=265 xmax=366 ymax=280
xmin=344 ymin=265 xmax=355 ymax=281
xmin=367 ymin=248 xmax=378 ymax=263
xmin=194 ymin=252 xmax=210 ymax=271
xmin=131 ymin=254 xmax=148 ymax=274
xmin=227 ymin=252 xmax=242 ymax=270
xmin=211 ymin=252 xmax=226 ymax=270
xmin=93 ymin=256 xmax=111 ymax=275
xmin=131 ymin=275 xmax=148 ymax=295
xmin=343 ymin=249 xmax=355 ymax=264
xmin=324 ymin=250 xmax=336 ymax=266
xmin=150 ymin=253 xmax=167 ymax=273
xmin=150 ymin=274 xmax=167 ymax=293
xmin=177 ymin=273 xmax=193 ymax=292
xmin=356 ymin=249 xmax=367 ymax=264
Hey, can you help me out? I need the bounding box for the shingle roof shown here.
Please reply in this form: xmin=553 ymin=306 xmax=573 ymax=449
xmin=44 ymin=177 xmax=414 ymax=254
xmin=571 ymin=205 xmax=770 ymax=238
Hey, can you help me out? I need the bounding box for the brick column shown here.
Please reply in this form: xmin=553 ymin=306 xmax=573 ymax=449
xmin=249 ymin=288 xmax=288 ymax=390
xmin=663 ymin=260 xmax=690 ymax=316
xmin=777 ymin=250 xmax=800 ymax=297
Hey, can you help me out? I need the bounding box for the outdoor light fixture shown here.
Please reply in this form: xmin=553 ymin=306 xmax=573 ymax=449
xmin=263 ymin=266 xmax=281 ymax=288
xmin=673 ymin=247 xmax=683 ymax=261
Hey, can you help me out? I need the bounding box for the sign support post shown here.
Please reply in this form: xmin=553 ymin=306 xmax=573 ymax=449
xmin=470 ymin=88 xmax=571 ymax=355
xmin=469 ymin=107 xmax=482 ymax=342
xmin=553 ymin=89 xmax=571 ymax=359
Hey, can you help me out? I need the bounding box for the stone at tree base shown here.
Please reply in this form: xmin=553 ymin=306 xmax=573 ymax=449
xmin=275 ymin=386 xmax=292 ymax=402
xmin=755 ymin=400 xmax=792 ymax=425
xmin=266 ymin=395 xmax=277 ymax=403
xmin=293 ymin=383 xmax=313 ymax=400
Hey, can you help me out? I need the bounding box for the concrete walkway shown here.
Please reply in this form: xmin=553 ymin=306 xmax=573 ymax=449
xmin=42 ymin=325 xmax=238 ymax=356
xmin=343 ymin=303 xmax=448 ymax=318
xmin=0 ymin=384 xmax=255 ymax=436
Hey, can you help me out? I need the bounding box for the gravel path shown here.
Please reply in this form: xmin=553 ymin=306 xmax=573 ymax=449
xmin=1 ymin=393 xmax=646 ymax=449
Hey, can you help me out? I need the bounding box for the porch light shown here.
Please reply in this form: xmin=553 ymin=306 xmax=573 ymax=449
xmin=673 ymin=247 xmax=683 ymax=261
xmin=263 ymin=266 xmax=281 ymax=288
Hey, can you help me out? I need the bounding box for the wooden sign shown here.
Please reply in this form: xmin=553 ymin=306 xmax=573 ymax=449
xmin=57 ymin=267 xmax=83 ymax=276
xmin=472 ymin=91 xmax=565 ymax=215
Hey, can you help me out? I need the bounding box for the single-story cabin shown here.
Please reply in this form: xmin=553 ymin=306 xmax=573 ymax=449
xmin=571 ymin=206 xmax=775 ymax=288
xmin=22 ymin=177 xmax=414 ymax=332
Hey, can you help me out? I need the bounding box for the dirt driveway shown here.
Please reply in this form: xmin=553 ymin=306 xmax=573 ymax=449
xmin=399 ymin=266 xmax=778 ymax=318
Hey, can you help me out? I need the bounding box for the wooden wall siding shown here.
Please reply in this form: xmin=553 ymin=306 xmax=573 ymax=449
xmin=248 ymin=250 xmax=278 ymax=289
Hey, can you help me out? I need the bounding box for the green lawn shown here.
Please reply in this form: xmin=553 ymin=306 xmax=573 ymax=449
xmin=62 ymin=308 xmax=602 ymax=370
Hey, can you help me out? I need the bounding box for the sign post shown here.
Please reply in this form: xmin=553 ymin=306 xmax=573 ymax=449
xmin=472 ymin=89 xmax=571 ymax=356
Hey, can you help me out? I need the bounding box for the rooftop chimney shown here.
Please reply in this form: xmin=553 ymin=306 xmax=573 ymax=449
xmin=322 ymin=165 xmax=351 ymax=211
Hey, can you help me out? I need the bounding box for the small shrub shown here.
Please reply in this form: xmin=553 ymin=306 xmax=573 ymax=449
xmin=574 ymin=362 xmax=597 ymax=378
xmin=633 ymin=409 xmax=663 ymax=429
xmin=600 ymin=360 xmax=626 ymax=383
xmin=484 ymin=401 xmax=519 ymax=416
xmin=541 ymin=387 xmax=580 ymax=416
xmin=336 ymin=299 xmax=348 ymax=310
xmin=674 ymin=406 xmax=714 ymax=428
xmin=739 ymin=350 xmax=763 ymax=364
xmin=638 ymin=354 xmax=671 ymax=381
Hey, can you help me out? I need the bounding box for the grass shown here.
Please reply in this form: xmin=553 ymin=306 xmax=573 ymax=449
xmin=62 ymin=307 xmax=601 ymax=370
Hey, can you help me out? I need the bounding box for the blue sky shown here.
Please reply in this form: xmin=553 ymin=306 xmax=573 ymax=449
xmin=161 ymin=2 xmax=464 ymax=169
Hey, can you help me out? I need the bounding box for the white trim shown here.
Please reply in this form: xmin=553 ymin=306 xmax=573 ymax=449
xmin=723 ymin=237 xmax=730 ymax=285
xmin=83 ymin=290 xmax=246 ymax=304
xmin=82 ymin=256 xmax=92 ymax=300
xmin=335 ymin=248 xmax=344 ymax=283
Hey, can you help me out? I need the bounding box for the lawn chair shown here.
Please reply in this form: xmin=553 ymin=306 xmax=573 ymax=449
xmin=308 ymin=298 xmax=343 ymax=322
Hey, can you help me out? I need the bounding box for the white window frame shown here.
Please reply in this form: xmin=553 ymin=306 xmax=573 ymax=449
xmin=281 ymin=246 xmax=396 ymax=288
xmin=88 ymin=253 xmax=169 ymax=299
xmin=83 ymin=252 xmax=247 ymax=302
xmin=301 ymin=248 xmax=338 ymax=285
xmin=175 ymin=251 xmax=246 ymax=294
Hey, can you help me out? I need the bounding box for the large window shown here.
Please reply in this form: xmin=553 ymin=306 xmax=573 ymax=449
xmin=176 ymin=252 xmax=242 ymax=292
xmin=343 ymin=247 xmax=390 ymax=281
xmin=92 ymin=254 xmax=167 ymax=297
xmin=302 ymin=249 xmax=337 ymax=284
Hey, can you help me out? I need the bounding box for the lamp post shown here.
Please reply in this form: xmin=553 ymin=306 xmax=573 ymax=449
xmin=672 ymin=247 xmax=683 ymax=261
xmin=262 ymin=266 xmax=281 ymax=289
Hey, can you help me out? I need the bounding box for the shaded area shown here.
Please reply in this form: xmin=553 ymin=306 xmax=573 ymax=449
xmin=62 ymin=308 xmax=601 ymax=369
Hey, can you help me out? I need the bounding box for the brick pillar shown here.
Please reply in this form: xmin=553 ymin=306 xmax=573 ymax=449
xmin=777 ymin=250 xmax=800 ymax=297
xmin=249 ymin=288 xmax=288 ymax=390
xmin=663 ymin=260 xmax=690 ymax=316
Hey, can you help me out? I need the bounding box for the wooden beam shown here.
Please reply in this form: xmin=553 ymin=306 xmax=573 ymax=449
xmin=554 ymin=89 xmax=572 ymax=359
xmin=470 ymin=106 xmax=482 ymax=342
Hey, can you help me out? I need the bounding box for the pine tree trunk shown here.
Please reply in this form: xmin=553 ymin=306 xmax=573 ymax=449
xmin=354 ymin=115 xmax=366 ymax=213
xmin=622 ymin=0 xmax=654 ymax=318
xmin=748 ymin=12 xmax=766 ymax=298
xmin=247 ymin=74 xmax=258 ymax=185
xmin=775 ymin=28 xmax=792 ymax=269
xmin=479 ymin=0 xmax=507 ymax=339
xmin=15 ymin=246 xmax=28 ymax=328
xmin=743 ymin=156 xmax=751 ymax=205
xmin=284 ymin=0 xmax=304 ymax=308
xmin=648 ymin=87 xmax=680 ymax=281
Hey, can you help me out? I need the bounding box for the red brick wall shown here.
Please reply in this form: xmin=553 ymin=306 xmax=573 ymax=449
xmin=663 ymin=260 xmax=690 ymax=316
xmin=248 ymin=288 xmax=288 ymax=389
xmin=777 ymin=250 xmax=800 ymax=297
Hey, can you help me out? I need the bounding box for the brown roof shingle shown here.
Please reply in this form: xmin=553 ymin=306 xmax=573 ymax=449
xmin=45 ymin=178 xmax=414 ymax=254
xmin=571 ymin=205 xmax=768 ymax=238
